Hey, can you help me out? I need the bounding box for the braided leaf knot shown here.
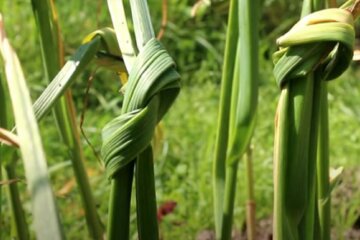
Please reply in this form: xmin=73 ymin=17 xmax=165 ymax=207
xmin=273 ymin=8 xmax=355 ymax=88
xmin=101 ymin=38 xmax=180 ymax=178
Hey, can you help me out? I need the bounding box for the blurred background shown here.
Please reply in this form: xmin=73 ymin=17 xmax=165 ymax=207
xmin=1 ymin=0 xmax=360 ymax=239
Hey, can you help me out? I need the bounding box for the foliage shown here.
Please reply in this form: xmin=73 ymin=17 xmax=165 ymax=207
xmin=1 ymin=0 xmax=360 ymax=239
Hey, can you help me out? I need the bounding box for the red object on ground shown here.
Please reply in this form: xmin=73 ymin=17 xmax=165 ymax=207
xmin=157 ymin=201 xmax=177 ymax=222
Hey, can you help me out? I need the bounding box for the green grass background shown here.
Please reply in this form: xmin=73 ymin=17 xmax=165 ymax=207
xmin=1 ymin=0 xmax=360 ymax=239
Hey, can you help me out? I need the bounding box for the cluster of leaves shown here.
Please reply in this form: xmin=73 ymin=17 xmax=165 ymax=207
xmin=1 ymin=0 xmax=360 ymax=239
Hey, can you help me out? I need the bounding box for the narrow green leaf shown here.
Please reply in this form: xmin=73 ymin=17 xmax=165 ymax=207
xmin=31 ymin=2 xmax=105 ymax=237
xmin=107 ymin=0 xmax=137 ymax=70
xmin=1 ymin=64 xmax=29 ymax=240
xmin=33 ymin=38 xmax=100 ymax=121
xmin=212 ymin=0 xmax=238 ymax=235
xmin=0 ymin=15 xmax=64 ymax=240
xmin=129 ymin=0 xmax=155 ymax=49
xmin=228 ymin=0 xmax=259 ymax=164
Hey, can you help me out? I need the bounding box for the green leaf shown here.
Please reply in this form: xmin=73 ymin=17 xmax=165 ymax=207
xmin=0 ymin=15 xmax=64 ymax=240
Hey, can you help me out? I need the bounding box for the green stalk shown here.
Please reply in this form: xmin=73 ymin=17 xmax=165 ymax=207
xmin=221 ymin=163 xmax=239 ymax=240
xmin=273 ymin=87 xmax=289 ymax=240
xmin=219 ymin=42 xmax=240 ymax=240
xmin=316 ymin=81 xmax=330 ymax=240
xmin=30 ymin=1 xmax=104 ymax=239
xmin=245 ymin=147 xmax=255 ymax=240
xmin=220 ymin=0 xmax=259 ymax=238
xmin=107 ymin=166 xmax=134 ymax=240
xmin=235 ymin=1 xmax=259 ymax=238
xmin=212 ymin=0 xmax=238 ymax=235
xmin=213 ymin=0 xmax=259 ymax=238
xmin=4 ymin=162 xmax=29 ymax=240
xmin=136 ymin=146 xmax=159 ymax=240
xmin=276 ymin=74 xmax=315 ymax=240
xmin=299 ymin=73 xmax=321 ymax=240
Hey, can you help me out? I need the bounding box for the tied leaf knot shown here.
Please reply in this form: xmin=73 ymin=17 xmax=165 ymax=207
xmin=273 ymin=8 xmax=355 ymax=88
xmin=101 ymin=38 xmax=180 ymax=178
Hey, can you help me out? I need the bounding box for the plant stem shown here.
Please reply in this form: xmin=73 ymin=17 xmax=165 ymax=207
xmin=157 ymin=0 xmax=168 ymax=39
xmin=273 ymin=87 xmax=290 ymax=240
xmin=274 ymin=74 xmax=315 ymax=240
xmin=213 ymin=0 xmax=238 ymax=236
xmin=31 ymin=1 xmax=104 ymax=238
xmin=317 ymin=81 xmax=330 ymax=240
xmin=238 ymin=0 xmax=259 ymax=236
xmin=107 ymin=164 xmax=134 ymax=240
xmin=299 ymin=74 xmax=321 ymax=240
xmin=245 ymin=147 xmax=255 ymax=240
xmin=214 ymin=0 xmax=258 ymax=238
xmin=221 ymin=0 xmax=259 ymax=238
xmin=219 ymin=43 xmax=240 ymax=240
xmin=136 ymin=146 xmax=159 ymax=240
xmin=221 ymin=162 xmax=239 ymax=240
xmin=4 ymin=162 xmax=29 ymax=240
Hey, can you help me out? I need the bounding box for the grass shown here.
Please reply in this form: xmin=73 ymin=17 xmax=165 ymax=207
xmin=1 ymin=0 xmax=360 ymax=239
